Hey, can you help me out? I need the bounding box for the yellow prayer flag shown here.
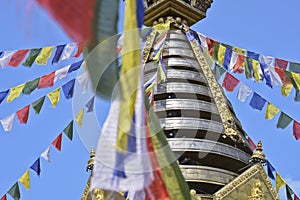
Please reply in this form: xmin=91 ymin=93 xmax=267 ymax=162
xmin=7 ymin=83 xmax=25 ymax=103
xmin=276 ymin=172 xmax=285 ymax=191
xmin=18 ymin=170 xmax=30 ymax=190
xmin=153 ymin=21 xmax=171 ymax=33
xmin=75 ymin=108 xmax=84 ymax=127
xmin=265 ymin=102 xmax=280 ymax=120
xmin=252 ymin=59 xmax=262 ymax=82
xmin=281 ymin=83 xmax=293 ymax=96
xmin=217 ymin=45 xmax=226 ymax=66
xmin=233 ymin=47 xmax=246 ymax=55
xmin=47 ymin=88 xmax=60 ymax=108
xmin=153 ymin=47 xmax=163 ymax=61
xmin=291 ymin=72 xmax=300 ymax=90
xmin=36 ymin=46 xmax=54 ymax=65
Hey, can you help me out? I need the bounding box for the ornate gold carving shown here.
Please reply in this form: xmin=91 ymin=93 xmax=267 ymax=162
xmin=92 ymin=188 xmax=105 ymax=200
xmin=213 ymin=164 xmax=279 ymax=200
xmin=248 ymin=181 xmax=264 ymax=200
xmin=81 ymin=173 xmax=93 ymax=200
xmin=188 ymin=31 xmax=243 ymax=143
xmin=142 ymin=29 xmax=157 ymax=63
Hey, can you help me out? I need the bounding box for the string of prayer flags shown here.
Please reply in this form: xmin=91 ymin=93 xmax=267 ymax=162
xmin=52 ymin=133 xmax=62 ymax=151
xmin=51 ymin=45 xmax=65 ymax=64
xmin=0 ymin=90 xmax=9 ymax=104
xmin=8 ymin=50 xmax=29 ymax=67
xmin=85 ymin=96 xmax=95 ymax=113
xmin=222 ymin=72 xmax=240 ymax=92
xmin=30 ymin=158 xmax=41 ymax=176
xmin=0 ymin=113 xmax=15 ymax=132
xmin=237 ymin=83 xmax=252 ymax=102
xmin=0 ymin=51 xmax=16 ymax=68
xmin=35 ymin=46 xmax=54 ymax=65
xmin=16 ymin=105 xmax=30 ymax=124
xmin=18 ymin=170 xmax=30 ymax=190
xmin=265 ymin=102 xmax=280 ymax=120
xmin=7 ymin=83 xmax=25 ymax=103
xmin=22 ymin=48 xmax=42 ymax=67
xmin=75 ymin=109 xmax=84 ymax=127
xmin=249 ymin=93 xmax=266 ymax=110
xmin=293 ymin=120 xmax=300 ymax=140
xmin=62 ymin=79 xmax=75 ymax=99
xmin=266 ymin=161 xmax=276 ymax=180
xmin=40 ymin=146 xmax=51 ymax=163
xmin=276 ymin=172 xmax=285 ymax=191
xmin=47 ymin=88 xmax=60 ymax=108
xmin=7 ymin=182 xmax=20 ymax=200
xmin=22 ymin=78 xmax=40 ymax=95
xmin=77 ymin=71 xmax=89 ymax=94
xmin=63 ymin=121 xmax=73 ymax=141
xmin=32 ymin=96 xmax=45 ymax=114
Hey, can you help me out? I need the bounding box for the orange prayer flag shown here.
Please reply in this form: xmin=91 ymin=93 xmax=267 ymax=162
xmin=8 ymin=50 xmax=30 ymax=67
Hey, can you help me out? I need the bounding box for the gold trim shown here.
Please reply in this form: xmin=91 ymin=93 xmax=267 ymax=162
xmin=81 ymin=173 xmax=93 ymax=200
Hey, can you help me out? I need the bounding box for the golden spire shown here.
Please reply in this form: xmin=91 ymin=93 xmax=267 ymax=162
xmin=249 ymin=141 xmax=266 ymax=164
xmin=86 ymin=146 xmax=95 ymax=172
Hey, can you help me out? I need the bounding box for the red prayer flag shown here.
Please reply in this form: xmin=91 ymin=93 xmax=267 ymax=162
xmin=233 ymin=54 xmax=245 ymax=73
xmin=275 ymin=67 xmax=290 ymax=84
xmin=0 ymin=194 xmax=7 ymax=200
xmin=16 ymin=105 xmax=30 ymax=124
xmin=38 ymin=72 xmax=55 ymax=89
xmin=293 ymin=121 xmax=300 ymax=140
xmin=222 ymin=72 xmax=240 ymax=92
xmin=8 ymin=50 xmax=30 ymax=67
xmin=247 ymin=137 xmax=256 ymax=150
xmin=52 ymin=133 xmax=62 ymax=151
xmin=206 ymin=38 xmax=214 ymax=56
xmin=275 ymin=58 xmax=288 ymax=70
xmin=295 ymin=194 xmax=300 ymax=200
xmin=73 ymin=43 xmax=83 ymax=57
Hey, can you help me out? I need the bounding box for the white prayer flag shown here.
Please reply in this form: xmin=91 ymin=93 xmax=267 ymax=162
xmin=237 ymin=83 xmax=252 ymax=102
xmin=54 ymin=65 xmax=71 ymax=82
xmin=77 ymin=71 xmax=89 ymax=94
xmin=198 ymin=33 xmax=208 ymax=49
xmin=0 ymin=51 xmax=16 ymax=68
xmin=229 ymin=51 xmax=238 ymax=72
xmin=40 ymin=146 xmax=51 ymax=162
xmin=61 ymin=43 xmax=76 ymax=60
xmin=0 ymin=113 xmax=15 ymax=132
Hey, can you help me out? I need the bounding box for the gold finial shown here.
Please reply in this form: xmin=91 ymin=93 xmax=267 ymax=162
xmin=249 ymin=141 xmax=266 ymax=164
xmin=87 ymin=147 xmax=95 ymax=172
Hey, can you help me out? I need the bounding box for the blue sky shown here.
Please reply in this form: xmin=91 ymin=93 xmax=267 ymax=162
xmin=0 ymin=0 xmax=299 ymax=199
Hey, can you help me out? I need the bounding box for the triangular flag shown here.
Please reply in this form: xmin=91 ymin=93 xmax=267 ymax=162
xmin=47 ymin=88 xmax=60 ymax=108
xmin=85 ymin=96 xmax=95 ymax=113
xmin=286 ymin=185 xmax=294 ymax=200
xmin=237 ymin=83 xmax=252 ymax=102
xmin=75 ymin=108 xmax=84 ymax=127
xmin=16 ymin=105 xmax=30 ymax=124
xmin=18 ymin=170 xmax=30 ymax=190
xmin=247 ymin=136 xmax=256 ymax=150
xmin=0 ymin=194 xmax=7 ymax=200
xmin=282 ymin=83 xmax=293 ymax=97
xmin=0 ymin=51 xmax=16 ymax=68
xmin=0 ymin=113 xmax=15 ymax=132
xmin=61 ymin=43 xmax=76 ymax=60
xmin=293 ymin=120 xmax=300 ymax=140
xmin=266 ymin=161 xmax=276 ymax=180
xmin=54 ymin=65 xmax=70 ymax=82
xmin=222 ymin=72 xmax=240 ymax=92
xmin=265 ymin=102 xmax=280 ymax=120
xmin=0 ymin=90 xmax=9 ymax=104
xmin=7 ymin=83 xmax=25 ymax=103
xmin=30 ymin=158 xmax=41 ymax=176
xmin=249 ymin=93 xmax=266 ymax=110
xmin=52 ymin=133 xmax=62 ymax=151
xmin=51 ymin=45 xmax=65 ymax=64
xmin=8 ymin=50 xmax=29 ymax=67
xmin=63 ymin=121 xmax=73 ymax=140
xmin=35 ymin=46 xmax=54 ymax=65
xmin=22 ymin=48 xmax=42 ymax=67
xmin=77 ymin=71 xmax=89 ymax=94
xmin=32 ymin=96 xmax=45 ymax=114
xmin=68 ymin=60 xmax=83 ymax=73
xmin=62 ymin=79 xmax=75 ymax=99
xmin=22 ymin=78 xmax=40 ymax=95
xmin=277 ymin=112 xmax=293 ymax=129
xmin=7 ymin=182 xmax=20 ymax=200
xmin=38 ymin=72 xmax=55 ymax=89
xmin=276 ymin=172 xmax=285 ymax=191
xmin=40 ymin=146 xmax=51 ymax=162
xmin=73 ymin=43 xmax=83 ymax=57
xmin=295 ymin=194 xmax=300 ymax=200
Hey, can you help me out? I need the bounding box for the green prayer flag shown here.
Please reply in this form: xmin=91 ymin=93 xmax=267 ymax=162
xmin=63 ymin=121 xmax=73 ymax=140
xmin=22 ymin=48 xmax=42 ymax=67
xmin=8 ymin=182 xmax=20 ymax=200
xmin=32 ymin=96 xmax=45 ymax=114
xmin=276 ymin=112 xmax=293 ymax=129
xmin=286 ymin=185 xmax=294 ymax=200
xmin=212 ymin=63 xmax=226 ymax=81
xmin=285 ymin=71 xmax=300 ymax=90
xmin=212 ymin=42 xmax=220 ymax=61
xmin=288 ymin=61 xmax=300 ymax=74
xmin=22 ymin=78 xmax=40 ymax=95
xmin=244 ymin=57 xmax=253 ymax=79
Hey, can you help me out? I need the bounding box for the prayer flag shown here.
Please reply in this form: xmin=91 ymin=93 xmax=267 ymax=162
xmin=0 ymin=194 xmax=6 ymax=200
xmin=22 ymin=78 xmax=40 ymax=95
xmin=77 ymin=71 xmax=89 ymax=94
xmin=52 ymin=133 xmax=62 ymax=151
xmin=40 ymin=146 xmax=51 ymax=162
xmin=35 ymin=46 xmax=54 ymax=65
xmin=51 ymin=45 xmax=65 ymax=64
xmin=295 ymin=194 xmax=300 ymax=200
xmin=247 ymin=51 xmax=259 ymax=60
xmin=217 ymin=44 xmax=226 ymax=65
xmin=266 ymin=161 xmax=275 ymax=180
xmin=244 ymin=57 xmax=253 ymax=79
xmin=222 ymin=72 xmax=239 ymax=92
xmin=237 ymin=83 xmax=252 ymax=102
xmin=291 ymin=72 xmax=300 ymax=90
xmin=8 ymin=50 xmax=29 ymax=67
xmin=61 ymin=43 xmax=76 ymax=60
xmin=275 ymin=58 xmax=288 ymax=70
xmin=0 ymin=90 xmax=9 ymax=104
xmin=198 ymin=33 xmax=207 ymax=49
xmin=75 ymin=109 xmax=84 ymax=127
xmin=252 ymin=59 xmax=262 ymax=81
xmin=0 ymin=113 xmax=15 ymax=132
xmin=249 ymin=93 xmax=266 ymax=110
xmin=275 ymin=67 xmax=290 ymax=85
xmin=16 ymin=105 xmax=30 ymax=124
xmin=7 ymin=84 xmax=25 ymax=103
xmin=277 ymin=112 xmax=293 ymax=129
xmin=229 ymin=51 xmax=238 ymax=72
xmin=286 ymin=185 xmax=294 ymax=200
xmin=289 ymin=61 xmax=300 ymax=74
xmin=223 ymin=48 xmax=232 ymax=69
xmin=18 ymin=170 xmax=30 ymax=190
xmin=85 ymin=96 xmax=95 ymax=113
xmin=22 ymin=48 xmax=42 ymax=67
xmin=265 ymin=102 xmax=280 ymax=120
xmin=8 ymin=183 xmax=20 ymax=200
xmin=68 ymin=60 xmax=83 ymax=73
xmin=206 ymin=38 xmax=214 ymax=56
xmin=233 ymin=47 xmax=246 ymax=55
xmin=212 ymin=63 xmax=226 ymax=81
xmin=212 ymin=42 xmax=220 ymax=61
xmin=276 ymin=172 xmax=285 ymax=191
xmin=73 ymin=43 xmax=83 ymax=57
xmin=62 ymin=79 xmax=75 ymax=99
xmin=281 ymin=84 xmax=293 ymax=97
xmin=233 ymin=54 xmax=245 ymax=73
xmin=54 ymin=65 xmax=70 ymax=82
xmin=47 ymin=88 xmax=60 ymax=108
xmin=247 ymin=136 xmax=256 ymax=150
xmin=0 ymin=51 xmax=16 ymax=68
xmin=293 ymin=120 xmax=300 ymax=140
xmin=38 ymin=72 xmax=55 ymax=89
xmin=30 ymin=158 xmax=41 ymax=176
xmin=32 ymin=96 xmax=45 ymax=114
xmin=63 ymin=121 xmax=73 ymax=140
xmin=269 ymin=66 xmax=282 ymax=86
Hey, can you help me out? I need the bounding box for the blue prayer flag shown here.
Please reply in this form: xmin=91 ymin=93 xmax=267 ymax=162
xmin=249 ymin=93 xmax=266 ymax=110
xmin=68 ymin=60 xmax=83 ymax=73
xmin=267 ymin=161 xmax=276 ymax=180
xmin=247 ymin=51 xmax=259 ymax=60
xmin=223 ymin=48 xmax=232 ymax=70
xmin=0 ymin=89 xmax=9 ymax=104
xmin=85 ymin=96 xmax=95 ymax=112
xmin=52 ymin=45 xmax=65 ymax=64
xmin=30 ymin=158 xmax=41 ymax=176
xmin=260 ymin=62 xmax=272 ymax=87
xmin=136 ymin=0 xmax=145 ymax=29
xmin=62 ymin=79 xmax=75 ymax=99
